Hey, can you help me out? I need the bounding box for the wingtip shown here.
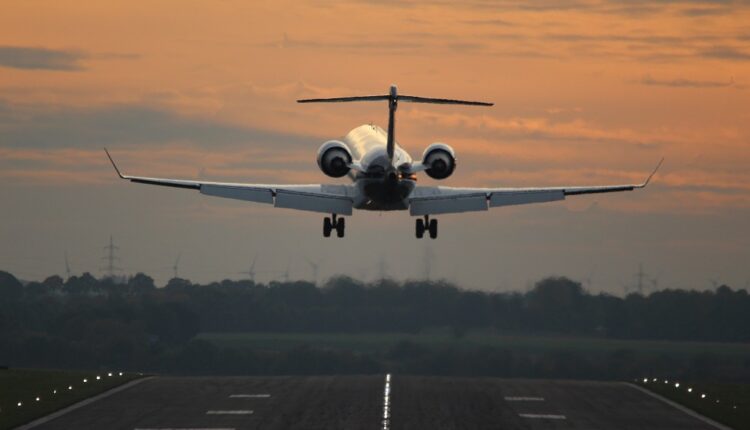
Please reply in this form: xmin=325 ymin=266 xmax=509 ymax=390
xmin=641 ymin=157 xmax=665 ymax=187
xmin=104 ymin=148 xmax=124 ymax=179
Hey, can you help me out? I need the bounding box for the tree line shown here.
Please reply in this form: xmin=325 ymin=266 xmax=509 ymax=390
xmin=1 ymin=270 xmax=748 ymax=380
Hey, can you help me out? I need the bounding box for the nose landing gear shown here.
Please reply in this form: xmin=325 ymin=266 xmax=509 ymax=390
xmin=416 ymin=215 xmax=438 ymax=239
xmin=323 ymin=214 xmax=345 ymax=238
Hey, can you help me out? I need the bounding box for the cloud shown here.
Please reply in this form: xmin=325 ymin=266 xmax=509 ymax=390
xmin=0 ymin=46 xmax=86 ymax=71
xmin=638 ymin=74 xmax=736 ymax=88
xmin=0 ymin=101 xmax=316 ymax=149
xmin=700 ymin=46 xmax=750 ymax=61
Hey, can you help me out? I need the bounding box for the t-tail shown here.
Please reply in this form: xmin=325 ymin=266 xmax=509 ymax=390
xmin=297 ymin=84 xmax=493 ymax=162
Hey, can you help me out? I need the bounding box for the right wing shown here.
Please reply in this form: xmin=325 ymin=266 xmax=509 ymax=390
xmin=105 ymin=149 xmax=355 ymax=215
xmin=409 ymin=159 xmax=663 ymax=216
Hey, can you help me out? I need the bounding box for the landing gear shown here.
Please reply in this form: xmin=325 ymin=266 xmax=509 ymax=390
xmin=323 ymin=214 xmax=345 ymax=238
xmin=416 ymin=215 xmax=438 ymax=239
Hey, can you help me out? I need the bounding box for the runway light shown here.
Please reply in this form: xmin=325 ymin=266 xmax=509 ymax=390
xmin=68 ymin=385 xmax=73 ymax=390
xmin=643 ymin=378 xmax=648 ymax=383
xmin=96 ymin=376 xmax=101 ymax=380
xmin=35 ymin=397 xmax=40 ymax=401
xmin=83 ymin=379 xmax=87 ymax=383
xmin=53 ymin=389 xmax=57 ymax=394
xmin=118 ymin=372 xmax=123 ymax=376
xmin=664 ymin=380 xmax=669 ymax=384
xmin=17 ymin=402 xmax=22 ymax=407
xmin=701 ymin=394 xmax=706 ymax=399
xmin=674 ymin=382 xmax=680 ymax=388
xmin=108 ymin=372 xmax=113 ymax=377
xmin=652 ymin=378 xmax=657 ymax=382
xmin=688 ymin=388 xmax=693 ymax=393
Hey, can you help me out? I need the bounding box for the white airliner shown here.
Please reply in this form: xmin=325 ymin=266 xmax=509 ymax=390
xmin=106 ymin=85 xmax=662 ymax=239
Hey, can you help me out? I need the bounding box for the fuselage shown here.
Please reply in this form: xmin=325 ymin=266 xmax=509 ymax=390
xmin=342 ymin=124 xmax=415 ymax=211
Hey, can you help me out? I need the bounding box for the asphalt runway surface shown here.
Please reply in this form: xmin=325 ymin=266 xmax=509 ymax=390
xmin=26 ymin=376 xmax=722 ymax=430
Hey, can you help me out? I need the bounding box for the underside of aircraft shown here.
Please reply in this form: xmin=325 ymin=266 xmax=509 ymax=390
xmin=106 ymin=85 xmax=662 ymax=239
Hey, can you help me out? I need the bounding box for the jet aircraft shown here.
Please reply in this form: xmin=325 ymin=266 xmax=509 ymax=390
xmin=106 ymin=85 xmax=662 ymax=239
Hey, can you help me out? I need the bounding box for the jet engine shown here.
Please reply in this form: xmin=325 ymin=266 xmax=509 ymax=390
xmin=422 ymin=143 xmax=456 ymax=179
xmin=317 ymin=140 xmax=353 ymax=178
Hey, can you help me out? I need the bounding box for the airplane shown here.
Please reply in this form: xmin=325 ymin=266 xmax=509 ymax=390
xmin=105 ymin=84 xmax=662 ymax=239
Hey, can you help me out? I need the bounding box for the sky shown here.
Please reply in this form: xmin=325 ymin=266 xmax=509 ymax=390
xmin=1 ymin=0 xmax=749 ymax=293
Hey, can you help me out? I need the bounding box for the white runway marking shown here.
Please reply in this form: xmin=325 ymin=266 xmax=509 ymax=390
xmin=504 ymin=396 xmax=545 ymax=401
xmin=381 ymin=373 xmax=391 ymax=430
xmin=519 ymin=413 xmax=566 ymax=420
xmin=135 ymin=428 xmax=236 ymax=430
xmin=206 ymin=410 xmax=253 ymax=415
xmin=228 ymin=394 xmax=271 ymax=398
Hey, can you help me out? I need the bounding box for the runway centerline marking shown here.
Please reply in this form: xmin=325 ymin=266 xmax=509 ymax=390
xmin=229 ymin=394 xmax=271 ymax=398
xmin=381 ymin=373 xmax=391 ymax=430
xmin=504 ymin=396 xmax=545 ymax=401
xmin=206 ymin=410 xmax=253 ymax=415
xmin=135 ymin=428 xmax=236 ymax=430
xmin=519 ymin=413 xmax=566 ymax=420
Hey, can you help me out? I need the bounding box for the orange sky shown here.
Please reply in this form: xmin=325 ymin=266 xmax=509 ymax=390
xmin=1 ymin=1 xmax=749 ymax=289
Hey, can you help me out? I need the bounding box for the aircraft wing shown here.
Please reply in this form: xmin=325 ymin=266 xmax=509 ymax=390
xmin=105 ymin=150 xmax=355 ymax=215
xmin=408 ymin=159 xmax=663 ymax=216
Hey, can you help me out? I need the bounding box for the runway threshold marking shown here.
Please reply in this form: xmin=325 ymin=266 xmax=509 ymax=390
xmin=206 ymin=410 xmax=254 ymax=415
xmin=504 ymin=396 xmax=545 ymax=401
xmin=228 ymin=394 xmax=271 ymax=398
xmin=381 ymin=373 xmax=391 ymax=430
xmin=519 ymin=413 xmax=567 ymax=420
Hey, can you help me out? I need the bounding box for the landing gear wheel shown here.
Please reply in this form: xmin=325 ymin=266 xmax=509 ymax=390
xmin=336 ymin=217 xmax=345 ymax=238
xmin=428 ymin=219 xmax=438 ymax=239
xmin=416 ymin=218 xmax=425 ymax=239
xmin=323 ymin=217 xmax=332 ymax=237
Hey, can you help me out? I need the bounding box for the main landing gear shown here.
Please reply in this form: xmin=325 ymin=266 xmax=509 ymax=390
xmin=323 ymin=213 xmax=345 ymax=238
xmin=416 ymin=215 xmax=438 ymax=239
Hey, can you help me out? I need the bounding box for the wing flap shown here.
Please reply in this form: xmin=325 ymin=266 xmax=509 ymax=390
xmin=201 ymin=185 xmax=274 ymax=204
xmin=490 ymin=190 xmax=564 ymax=207
xmin=275 ymin=189 xmax=353 ymax=215
xmin=410 ymin=194 xmax=488 ymax=216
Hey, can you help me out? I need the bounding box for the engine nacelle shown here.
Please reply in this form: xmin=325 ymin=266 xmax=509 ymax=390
xmin=317 ymin=140 xmax=353 ymax=178
xmin=422 ymin=143 xmax=456 ymax=180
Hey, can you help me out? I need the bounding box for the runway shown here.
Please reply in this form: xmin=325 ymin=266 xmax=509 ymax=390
xmin=24 ymin=376 xmax=723 ymax=430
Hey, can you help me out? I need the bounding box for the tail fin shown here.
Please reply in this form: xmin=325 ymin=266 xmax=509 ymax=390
xmin=298 ymin=85 xmax=492 ymax=161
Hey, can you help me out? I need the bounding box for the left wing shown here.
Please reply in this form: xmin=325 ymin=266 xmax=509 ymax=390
xmin=105 ymin=149 xmax=354 ymax=215
xmin=409 ymin=159 xmax=663 ymax=216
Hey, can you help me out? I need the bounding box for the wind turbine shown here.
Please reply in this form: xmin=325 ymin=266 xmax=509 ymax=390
xmin=282 ymin=259 xmax=291 ymax=283
xmin=64 ymin=251 xmax=72 ymax=279
xmin=172 ymin=253 xmax=182 ymax=279
xmin=305 ymin=257 xmax=322 ymax=285
xmin=238 ymin=255 xmax=258 ymax=282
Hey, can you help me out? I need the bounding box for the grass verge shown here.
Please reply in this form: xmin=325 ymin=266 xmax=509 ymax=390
xmin=0 ymin=368 xmax=141 ymax=430
xmin=636 ymin=379 xmax=749 ymax=430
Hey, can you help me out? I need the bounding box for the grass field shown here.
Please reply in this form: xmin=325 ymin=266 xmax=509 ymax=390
xmin=637 ymin=379 xmax=750 ymax=430
xmin=0 ymin=368 xmax=141 ymax=430
xmin=197 ymin=331 xmax=750 ymax=357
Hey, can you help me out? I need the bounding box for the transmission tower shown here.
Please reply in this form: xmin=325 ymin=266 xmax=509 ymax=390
xmin=100 ymin=235 xmax=122 ymax=278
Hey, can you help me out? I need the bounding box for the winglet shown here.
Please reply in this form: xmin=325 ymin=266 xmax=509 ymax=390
xmin=104 ymin=148 xmax=125 ymax=179
xmin=639 ymin=157 xmax=664 ymax=188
